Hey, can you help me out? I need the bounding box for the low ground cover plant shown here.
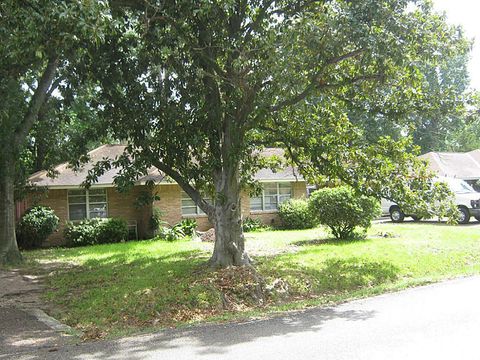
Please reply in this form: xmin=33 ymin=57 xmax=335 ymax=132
xmin=173 ymin=219 xmax=197 ymax=236
xmin=155 ymin=219 xmax=197 ymax=241
xmin=156 ymin=226 xmax=185 ymax=241
xmin=242 ymin=217 xmax=268 ymax=232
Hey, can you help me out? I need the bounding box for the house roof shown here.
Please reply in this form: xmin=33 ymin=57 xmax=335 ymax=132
xmin=28 ymin=145 xmax=165 ymax=188
xmin=419 ymin=150 xmax=480 ymax=180
xmin=253 ymin=148 xmax=303 ymax=181
xmin=28 ymin=145 xmax=303 ymax=188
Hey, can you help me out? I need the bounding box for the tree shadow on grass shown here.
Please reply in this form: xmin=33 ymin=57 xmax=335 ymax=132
xmin=311 ymin=257 xmax=399 ymax=291
xmin=15 ymin=247 xmax=400 ymax=359
xmin=261 ymin=255 xmax=400 ymax=293
xmin=293 ymin=236 xmax=371 ymax=247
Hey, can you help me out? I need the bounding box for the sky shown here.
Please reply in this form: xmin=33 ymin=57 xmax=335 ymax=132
xmin=432 ymin=0 xmax=480 ymax=90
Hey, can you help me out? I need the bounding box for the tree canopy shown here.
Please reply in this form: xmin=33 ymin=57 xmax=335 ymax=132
xmin=0 ymin=0 xmax=472 ymax=266
xmin=69 ymin=0 xmax=469 ymax=267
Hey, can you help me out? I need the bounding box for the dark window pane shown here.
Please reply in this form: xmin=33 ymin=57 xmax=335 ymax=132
xmin=69 ymin=204 xmax=87 ymax=221
xmin=250 ymin=197 xmax=263 ymax=211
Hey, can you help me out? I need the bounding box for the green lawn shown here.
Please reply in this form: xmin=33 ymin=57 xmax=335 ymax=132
xmin=22 ymin=222 xmax=480 ymax=338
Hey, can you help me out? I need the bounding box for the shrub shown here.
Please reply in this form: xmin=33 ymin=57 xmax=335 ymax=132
xmin=278 ymin=198 xmax=317 ymax=229
xmin=309 ymin=186 xmax=381 ymax=240
xmin=173 ymin=219 xmax=197 ymax=236
xmin=157 ymin=226 xmax=185 ymax=241
xmin=64 ymin=218 xmax=129 ymax=247
xmin=97 ymin=218 xmax=129 ymax=244
xmin=242 ymin=217 xmax=266 ymax=232
xmin=16 ymin=206 xmax=59 ymax=249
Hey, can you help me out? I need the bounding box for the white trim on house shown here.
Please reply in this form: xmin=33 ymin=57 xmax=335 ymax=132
xmin=34 ymin=178 xmax=302 ymax=190
xmin=67 ymin=188 xmax=108 ymax=221
xmin=180 ymin=190 xmax=213 ymax=216
xmin=250 ymin=182 xmax=292 ymax=213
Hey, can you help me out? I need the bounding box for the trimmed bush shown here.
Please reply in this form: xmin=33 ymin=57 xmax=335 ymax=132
xmin=309 ymin=186 xmax=381 ymax=239
xmin=16 ymin=206 xmax=59 ymax=249
xmin=64 ymin=218 xmax=129 ymax=247
xmin=278 ymin=198 xmax=317 ymax=229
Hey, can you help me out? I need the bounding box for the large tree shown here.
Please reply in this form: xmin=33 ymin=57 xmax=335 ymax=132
xmin=0 ymin=1 xmax=109 ymax=265
xmin=82 ymin=0 xmax=466 ymax=267
xmin=446 ymin=92 xmax=480 ymax=151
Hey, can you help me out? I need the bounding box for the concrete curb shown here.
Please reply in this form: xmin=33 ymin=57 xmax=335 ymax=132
xmin=27 ymin=308 xmax=81 ymax=336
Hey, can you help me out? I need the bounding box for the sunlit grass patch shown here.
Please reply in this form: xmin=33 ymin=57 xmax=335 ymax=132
xmin=22 ymin=222 xmax=480 ymax=338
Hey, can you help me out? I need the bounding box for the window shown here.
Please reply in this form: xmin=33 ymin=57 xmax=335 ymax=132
xmin=68 ymin=189 xmax=107 ymax=221
xmin=181 ymin=191 xmax=212 ymax=216
xmin=250 ymin=182 xmax=292 ymax=211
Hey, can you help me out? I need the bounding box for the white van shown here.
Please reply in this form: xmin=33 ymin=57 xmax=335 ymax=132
xmin=381 ymin=177 xmax=480 ymax=224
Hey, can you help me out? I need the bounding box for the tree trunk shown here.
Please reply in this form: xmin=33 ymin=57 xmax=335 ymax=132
xmin=209 ymin=196 xmax=249 ymax=267
xmin=208 ymin=162 xmax=250 ymax=267
xmin=0 ymin=170 xmax=22 ymax=266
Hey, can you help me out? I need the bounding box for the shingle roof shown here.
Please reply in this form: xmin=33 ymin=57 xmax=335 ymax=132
xmin=253 ymin=148 xmax=303 ymax=181
xmin=28 ymin=145 xmax=302 ymax=188
xmin=419 ymin=150 xmax=480 ymax=180
xmin=28 ymin=145 xmax=165 ymax=188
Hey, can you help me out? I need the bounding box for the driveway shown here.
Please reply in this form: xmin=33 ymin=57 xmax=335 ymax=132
xmin=4 ymin=275 xmax=480 ymax=360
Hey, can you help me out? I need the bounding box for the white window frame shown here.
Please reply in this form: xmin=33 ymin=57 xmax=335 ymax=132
xmin=67 ymin=188 xmax=108 ymax=221
xmin=250 ymin=182 xmax=292 ymax=212
xmin=181 ymin=190 xmax=211 ymax=217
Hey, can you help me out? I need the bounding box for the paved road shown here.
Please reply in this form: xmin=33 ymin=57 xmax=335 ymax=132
xmin=4 ymin=276 xmax=480 ymax=360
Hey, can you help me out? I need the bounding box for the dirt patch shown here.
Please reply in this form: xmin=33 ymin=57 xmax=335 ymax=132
xmin=0 ymin=267 xmax=78 ymax=355
xmin=199 ymin=228 xmax=216 ymax=242
xmin=0 ymin=269 xmax=45 ymax=309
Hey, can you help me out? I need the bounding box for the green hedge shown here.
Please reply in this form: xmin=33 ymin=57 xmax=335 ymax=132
xmin=64 ymin=218 xmax=129 ymax=247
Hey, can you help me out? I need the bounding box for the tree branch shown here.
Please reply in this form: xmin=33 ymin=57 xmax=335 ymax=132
xmin=326 ymin=48 xmax=364 ymax=65
xmin=151 ymin=159 xmax=215 ymax=217
xmin=14 ymin=57 xmax=59 ymax=147
xmin=269 ymin=48 xmax=366 ymax=112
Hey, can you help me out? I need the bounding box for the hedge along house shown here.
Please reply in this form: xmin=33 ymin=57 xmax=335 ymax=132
xmin=26 ymin=145 xmax=307 ymax=246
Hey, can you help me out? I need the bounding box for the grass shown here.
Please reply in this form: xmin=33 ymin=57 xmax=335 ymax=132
xmin=21 ymin=221 xmax=480 ymax=338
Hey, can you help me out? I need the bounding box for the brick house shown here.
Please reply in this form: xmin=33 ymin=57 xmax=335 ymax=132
xmin=26 ymin=145 xmax=307 ymax=246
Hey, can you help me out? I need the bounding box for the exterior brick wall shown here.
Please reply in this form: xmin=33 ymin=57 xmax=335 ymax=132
xmin=153 ymin=184 xmax=213 ymax=231
xmin=153 ymin=184 xmax=182 ymax=225
xmin=153 ymin=180 xmax=307 ymax=231
xmin=292 ymin=181 xmax=307 ymax=198
xmin=26 ymin=180 xmax=307 ymax=246
xmin=27 ymin=186 xmax=153 ymax=246
xmin=107 ymin=186 xmax=152 ymax=239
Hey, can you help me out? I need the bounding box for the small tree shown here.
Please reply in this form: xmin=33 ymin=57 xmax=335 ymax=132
xmin=309 ymin=187 xmax=381 ymax=239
